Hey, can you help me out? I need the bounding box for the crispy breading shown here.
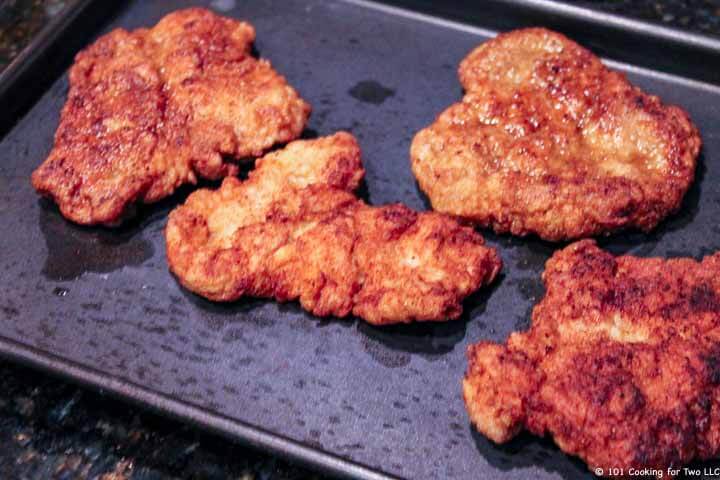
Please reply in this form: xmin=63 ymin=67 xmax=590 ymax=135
xmin=166 ymin=132 xmax=501 ymax=325
xmin=464 ymin=240 xmax=720 ymax=474
xmin=31 ymin=8 xmax=310 ymax=225
xmin=411 ymin=28 xmax=701 ymax=241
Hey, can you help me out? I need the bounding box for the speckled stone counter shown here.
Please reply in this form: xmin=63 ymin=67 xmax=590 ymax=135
xmin=1 ymin=1 xmax=719 ymax=479
xmin=0 ymin=0 xmax=76 ymax=71
xmin=0 ymin=362 xmax=319 ymax=479
xmin=575 ymin=0 xmax=720 ymax=37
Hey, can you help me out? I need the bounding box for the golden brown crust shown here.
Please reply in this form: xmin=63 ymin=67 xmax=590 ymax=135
xmin=411 ymin=28 xmax=701 ymax=241
xmin=31 ymin=8 xmax=310 ymax=225
xmin=464 ymin=239 xmax=720 ymax=474
xmin=166 ymin=132 xmax=501 ymax=325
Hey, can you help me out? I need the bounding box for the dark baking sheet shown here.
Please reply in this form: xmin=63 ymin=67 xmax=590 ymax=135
xmin=1 ymin=1 xmax=719 ymax=479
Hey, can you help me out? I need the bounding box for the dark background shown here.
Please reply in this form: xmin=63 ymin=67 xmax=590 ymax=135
xmin=0 ymin=1 xmax=719 ymax=479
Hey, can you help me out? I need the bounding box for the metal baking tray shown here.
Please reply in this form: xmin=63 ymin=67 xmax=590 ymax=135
xmin=1 ymin=1 xmax=719 ymax=478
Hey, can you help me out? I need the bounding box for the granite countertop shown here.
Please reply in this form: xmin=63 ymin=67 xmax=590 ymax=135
xmin=0 ymin=0 xmax=75 ymax=71
xmin=1 ymin=1 xmax=719 ymax=479
xmin=575 ymin=0 xmax=720 ymax=37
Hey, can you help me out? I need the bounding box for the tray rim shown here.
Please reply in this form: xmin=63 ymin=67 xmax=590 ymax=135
xmin=0 ymin=334 xmax=396 ymax=480
xmin=499 ymin=0 xmax=720 ymax=53
xmin=3 ymin=0 xmax=720 ymax=479
xmin=348 ymin=0 xmax=720 ymax=90
xmin=0 ymin=0 xmax=97 ymax=104
xmin=367 ymin=0 xmax=720 ymax=54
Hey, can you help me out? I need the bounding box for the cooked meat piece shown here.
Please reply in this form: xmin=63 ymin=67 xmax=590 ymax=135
xmin=32 ymin=8 xmax=310 ymax=225
xmin=464 ymin=240 xmax=720 ymax=474
xmin=411 ymin=28 xmax=701 ymax=241
xmin=166 ymin=132 xmax=501 ymax=325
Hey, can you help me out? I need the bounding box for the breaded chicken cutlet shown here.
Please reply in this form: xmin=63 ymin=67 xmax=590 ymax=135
xmin=464 ymin=240 xmax=720 ymax=475
xmin=411 ymin=28 xmax=701 ymax=241
xmin=32 ymin=8 xmax=310 ymax=225
xmin=166 ymin=133 xmax=501 ymax=325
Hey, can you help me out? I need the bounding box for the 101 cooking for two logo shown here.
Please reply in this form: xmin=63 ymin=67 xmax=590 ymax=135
xmin=593 ymin=467 xmax=720 ymax=477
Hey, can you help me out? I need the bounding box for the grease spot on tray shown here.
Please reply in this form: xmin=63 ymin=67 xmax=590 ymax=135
xmin=52 ymin=287 xmax=69 ymax=297
xmin=471 ymin=429 xmax=588 ymax=477
xmin=183 ymin=289 xmax=276 ymax=331
xmin=358 ymin=317 xmax=466 ymax=365
xmin=39 ymin=202 xmax=153 ymax=281
xmin=348 ymin=80 xmax=395 ymax=105
xmin=361 ymin=335 xmax=411 ymax=368
xmin=0 ymin=175 xmax=10 ymax=213
xmin=210 ymin=0 xmax=236 ymax=12
xmin=2 ymin=303 xmax=19 ymax=318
